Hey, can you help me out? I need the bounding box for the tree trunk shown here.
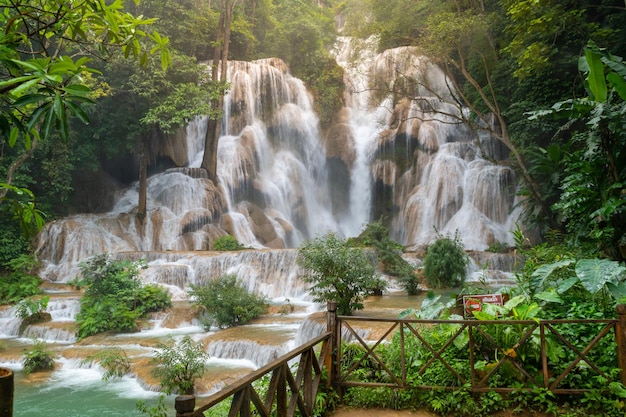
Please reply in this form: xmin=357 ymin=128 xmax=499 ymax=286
xmin=138 ymin=135 xmax=148 ymax=222
xmin=201 ymin=1 xmax=228 ymax=184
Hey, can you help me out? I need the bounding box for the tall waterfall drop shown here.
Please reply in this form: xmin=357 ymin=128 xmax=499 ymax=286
xmin=34 ymin=41 xmax=521 ymax=283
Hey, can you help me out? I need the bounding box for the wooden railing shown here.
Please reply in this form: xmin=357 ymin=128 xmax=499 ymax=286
xmin=176 ymin=303 xmax=626 ymax=416
xmin=175 ymin=332 xmax=333 ymax=417
xmin=333 ymin=315 xmax=622 ymax=394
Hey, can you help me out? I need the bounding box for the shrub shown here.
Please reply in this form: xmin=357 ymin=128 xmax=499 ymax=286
xmin=190 ymin=274 xmax=268 ymax=329
xmin=23 ymin=340 xmax=56 ymax=373
xmin=135 ymin=284 xmax=172 ymax=315
xmin=487 ymin=240 xmax=510 ymax=253
xmin=358 ymin=220 xmax=420 ymax=295
xmin=15 ymin=296 xmax=49 ymax=319
xmin=152 ymin=335 xmax=209 ymax=395
xmin=212 ymin=235 xmax=243 ymax=251
xmin=423 ymin=231 xmax=468 ymax=288
xmin=0 ymin=254 xmax=42 ymax=305
xmin=75 ymin=254 xmax=172 ymax=339
xmin=298 ymin=233 xmax=387 ymax=315
xmin=83 ymin=347 xmax=131 ymax=381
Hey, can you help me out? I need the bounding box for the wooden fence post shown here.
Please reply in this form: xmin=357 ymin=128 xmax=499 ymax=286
xmin=616 ymin=304 xmax=626 ymax=386
xmin=327 ymin=301 xmax=338 ymax=388
xmin=175 ymin=395 xmax=196 ymax=417
xmin=0 ymin=367 xmax=13 ymax=417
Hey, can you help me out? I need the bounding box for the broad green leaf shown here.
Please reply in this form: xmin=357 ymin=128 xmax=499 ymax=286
xmin=63 ymin=84 xmax=92 ymax=97
xmin=530 ymin=259 xmax=575 ymax=290
xmin=8 ymin=127 xmax=19 ymax=147
xmin=65 ymin=101 xmax=90 ymax=124
xmin=556 ymin=276 xmax=578 ymax=294
xmin=512 ymin=302 xmax=541 ymax=320
xmin=41 ymin=104 xmax=56 ymax=140
xmin=585 ymin=48 xmax=607 ymax=102
xmin=12 ymin=93 xmax=47 ymax=108
xmin=575 ymin=258 xmax=626 ymax=294
xmin=452 ymin=326 xmax=469 ymax=350
xmin=606 ymin=72 xmax=626 ymax=101
xmin=398 ymin=308 xmax=415 ymax=319
xmin=606 ymin=281 xmax=626 ymax=301
xmin=482 ymin=302 xmax=506 ymax=317
xmin=503 ymin=295 xmax=526 ymax=310
xmin=0 ymin=75 xmax=37 ymax=88
xmin=473 ymin=310 xmax=496 ymax=320
xmin=26 ymin=102 xmax=52 ymax=132
xmin=11 ymin=77 xmax=41 ymax=95
xmin=534 ymin=291 xmax=563 ymax=304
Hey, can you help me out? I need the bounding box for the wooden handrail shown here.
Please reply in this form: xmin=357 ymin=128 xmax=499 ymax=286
xmin=176 ymin=332 xmax=332 ymax=417
xmin=176 ymin=304 xmax=626 ymax=415
xmin=335 ymin=313 xmax=620 ymax=395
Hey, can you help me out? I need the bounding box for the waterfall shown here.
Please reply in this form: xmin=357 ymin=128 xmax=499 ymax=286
xmin=0 ymin=306 xmax=21 ymax=338
xmin=331 ymin=37 xmax=521 ymax=250
xmin=139 ymin=249 xmax=309 ymax=300
xmin=207 ymin=339 xmax=290 ymax=366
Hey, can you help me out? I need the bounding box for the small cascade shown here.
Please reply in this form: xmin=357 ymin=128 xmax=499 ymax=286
xmin=22 ymin=324 xmax=76 ymax=343
xmin=207 ymin=339 xmax=290 ymax=366
xmin=136 ymin=249 xmax=308 ymax=300
xmin=0 ymin=306 xmax=21 ymax=338
xmin=46 ymin=297 xmax=81 ymax=322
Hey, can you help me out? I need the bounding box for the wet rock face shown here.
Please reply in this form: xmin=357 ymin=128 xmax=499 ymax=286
xmin=36 ymin=47 xmax=526 ymax=285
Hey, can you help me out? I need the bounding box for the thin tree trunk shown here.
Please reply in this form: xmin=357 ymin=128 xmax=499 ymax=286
xmin=0 ymin=137 xmax=38 ymax=200
xmin=201 ymin=0 xmax=234 ymax=185
xmin=137 ymin=135 xmax=148 ymax=222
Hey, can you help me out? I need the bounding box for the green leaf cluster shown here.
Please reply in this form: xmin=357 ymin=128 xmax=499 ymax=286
xmin=357 ymin=220 xmax=420 ymax=295
xmin=75 ymin=254 xmax=171 ymax=339
xmin=423 ymin=231 xmax=469 ymax=288
xmin=151 ymin=335 xmax=209 ymax=395
xmin=297 ymin=233 xmax=387 ymax=315
xmin=15 ymin=295 xmax=49 ymax=319
xmin=0 ymin=254 xmax=42 ymax=305
xmin=212 ymin=235 xmax=244 ymax=251
xmin=190 ymin=274 xmax=268 ymax=329
xmin=22 ymin=340 xmax=56 ymax=374
xmin=83 ymin=347 xmax=132 ymax=381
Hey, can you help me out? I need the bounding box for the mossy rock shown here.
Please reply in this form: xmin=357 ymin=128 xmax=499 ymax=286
xmin=19 ymin=312 xmax=52 ymax=335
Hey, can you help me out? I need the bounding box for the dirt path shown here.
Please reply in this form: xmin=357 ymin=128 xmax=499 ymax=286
xmin=330 ymin=407 xmax=437 ymax=417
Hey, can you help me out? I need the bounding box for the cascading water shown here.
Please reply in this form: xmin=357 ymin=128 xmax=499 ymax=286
xmin=4 ymin=39 xmax=523 ymax=417
xmin=332 ymin=37 xmax=520 ymax=250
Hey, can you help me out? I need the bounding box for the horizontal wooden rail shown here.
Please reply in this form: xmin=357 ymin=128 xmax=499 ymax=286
xmin=175 ymin=303 xmax=626 ymax=416
xmin=176 ymin=332 xmax=333 ymax=417
xmin=335 ymin=314 xmax=620 ymax=395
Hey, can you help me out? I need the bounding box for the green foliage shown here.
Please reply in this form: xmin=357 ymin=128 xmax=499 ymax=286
xmin=136 ymin=395 xmax=169 ymax=417
xmin=75 ymin=254 xmax=171 ymax=339
xmin=22 ymin=340 xmax=56 ymax=374
xmin=423 ymin=231 xmax=468 ymax=288
xmin=487 ymin=240 xmax=510 ymax=254
xmin=297 ymin=233 xmax=387 ymax=315
xmin=0 ymin=0 xmax=171 ymax=234
xmin=152 ymin=335 xmax=209 ymax=395
xmin=212 ymin=235 xmax=244 ymax=251
xmin=15 ymin=295 xmax=49 ymax=319
xmin=529 ymin=42 xmax=626 ymax=259
xmin=83 ymin=347 xmax=132 ymax=381
xmin=0 ymin=224 xmax=30 ymax=268
xmin=190 ymin=274 xmax=268 ymax=329
xmin=0 ymin=254 xmax=42 ymax=305
xmin=357 ymin=220 xmax=420 ymax=295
